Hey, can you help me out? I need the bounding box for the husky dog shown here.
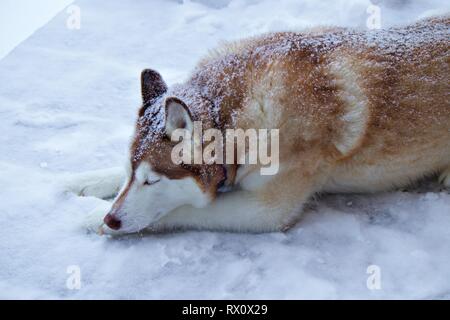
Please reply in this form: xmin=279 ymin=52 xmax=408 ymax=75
xmin=68 ymin=17 xmax=450 ymax=234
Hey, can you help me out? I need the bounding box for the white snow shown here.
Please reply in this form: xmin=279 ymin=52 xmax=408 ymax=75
xmin=0 ymin=0 xmax=74 ymax=60
xmin=0 ymin=0 xmax=449 ymax=299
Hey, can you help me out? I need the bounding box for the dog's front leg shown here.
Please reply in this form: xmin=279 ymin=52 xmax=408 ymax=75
xmin=151 ymin=190 xmax=299 ymax=233
xmin=62 ymin=167 xmax=125 ymax=199
xmin=152 ymin=165 xmax=325 ymax=233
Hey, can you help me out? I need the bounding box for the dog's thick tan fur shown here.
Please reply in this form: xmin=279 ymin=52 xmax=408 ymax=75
xmin=76 ymin=17 xmax=450 ymax=234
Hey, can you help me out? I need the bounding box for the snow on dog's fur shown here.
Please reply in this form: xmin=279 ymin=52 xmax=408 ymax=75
xmin=69 ymin=16 xmax=450 ymax=234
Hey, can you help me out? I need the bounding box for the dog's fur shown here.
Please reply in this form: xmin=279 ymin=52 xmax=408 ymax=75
xmin=70 ymin=17 xmax=450 ymax=234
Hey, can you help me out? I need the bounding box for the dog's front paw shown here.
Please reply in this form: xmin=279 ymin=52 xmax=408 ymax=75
xmin=439 ymin=167 xmax=450 ymax=188
xmin=61 ymin=167 xmax=125 ymax=199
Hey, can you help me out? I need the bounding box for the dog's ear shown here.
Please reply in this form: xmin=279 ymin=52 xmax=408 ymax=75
xmin=141 ymin=69 xmax=167 ymax=104
xmin=164 ymin=97 xmax=193 ymax=137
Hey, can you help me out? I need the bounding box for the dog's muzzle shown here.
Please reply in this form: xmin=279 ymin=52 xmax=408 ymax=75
xmin=104 ymin=213 xmax=121 ymax=230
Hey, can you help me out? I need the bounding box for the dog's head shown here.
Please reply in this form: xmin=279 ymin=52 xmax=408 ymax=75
xmin=103 ymin=69 xmax=226 ymax=232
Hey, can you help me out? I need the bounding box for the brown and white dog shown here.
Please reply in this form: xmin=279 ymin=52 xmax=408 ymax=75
xmin=68 ymin=16 xmax=450 ymax=234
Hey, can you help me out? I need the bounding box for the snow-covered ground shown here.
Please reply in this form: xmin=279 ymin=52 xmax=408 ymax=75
xmin=0 ymin=0 xmax=74 ymax=60
xmin=0 ymin=0 xmax=449 ymax=299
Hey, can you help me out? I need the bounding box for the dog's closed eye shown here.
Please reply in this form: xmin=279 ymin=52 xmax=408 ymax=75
xmin=144 ymin=178 xmax=160 ymax=186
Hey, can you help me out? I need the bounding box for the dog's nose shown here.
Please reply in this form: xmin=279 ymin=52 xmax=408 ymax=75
xmin=104 ymin=213 xmax=121 ymax=230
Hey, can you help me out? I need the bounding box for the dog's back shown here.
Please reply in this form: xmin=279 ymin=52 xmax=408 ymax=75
xmin=196 ymin=16 xmax=450 ymax=193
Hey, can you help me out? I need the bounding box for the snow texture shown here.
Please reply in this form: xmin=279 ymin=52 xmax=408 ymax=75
xmin=0 ymin=0 xmax=449 ymax=299
xmin=0 ymin=0 xmax=74 ymax=60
